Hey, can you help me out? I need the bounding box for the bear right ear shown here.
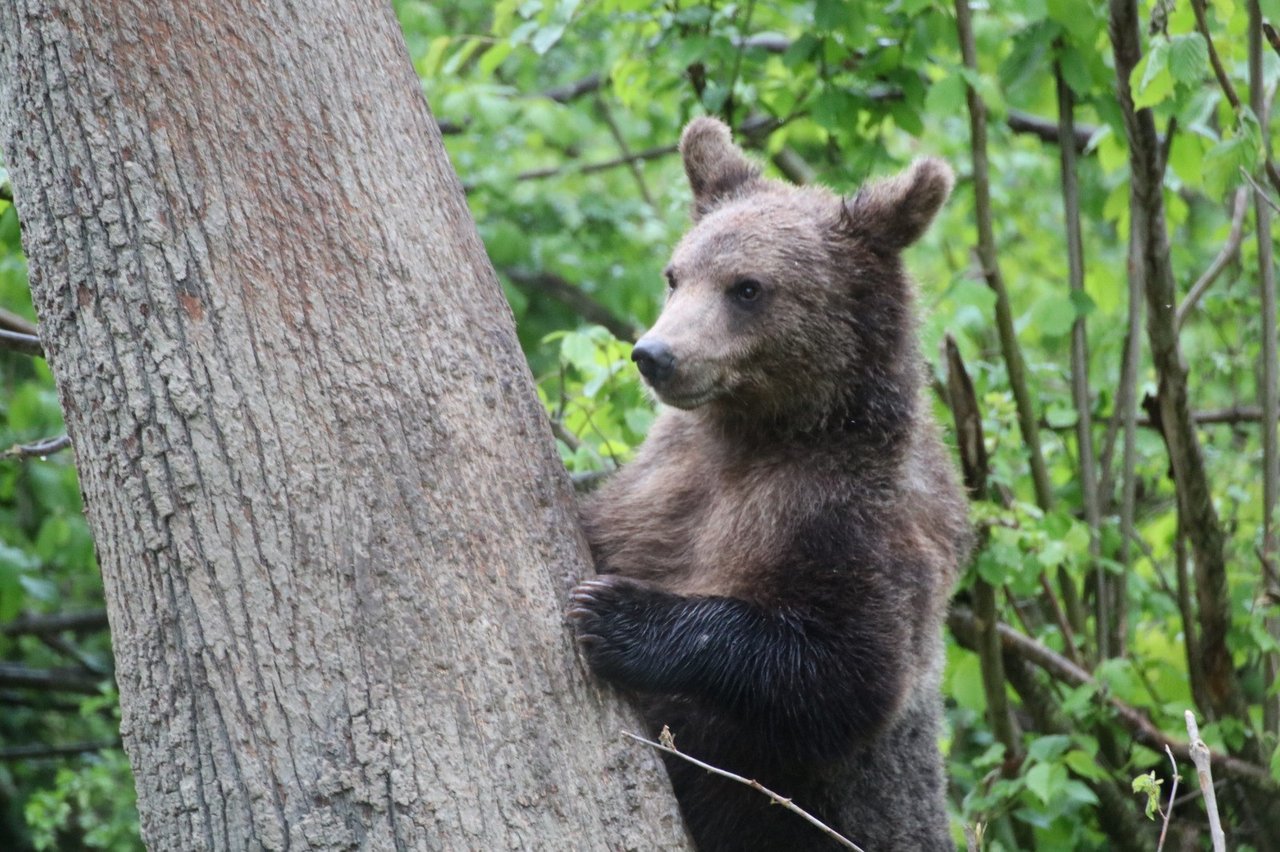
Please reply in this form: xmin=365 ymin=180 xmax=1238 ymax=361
xmin=680 ymin=117 xmax=763 ymax=221
xmin=839 ymin=157 xmax=954 ymax=252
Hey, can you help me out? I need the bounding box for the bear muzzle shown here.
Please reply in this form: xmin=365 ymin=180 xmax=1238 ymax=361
xmin=631 ymin=337 xmax=677 ymax=385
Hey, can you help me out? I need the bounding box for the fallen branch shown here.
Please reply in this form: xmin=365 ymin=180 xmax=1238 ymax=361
xmin=622 ymin=728 xmax=864 ymax=851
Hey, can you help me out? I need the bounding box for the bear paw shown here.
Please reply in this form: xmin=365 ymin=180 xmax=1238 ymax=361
xmin=568 ymin=575 xmax=665 ymax=687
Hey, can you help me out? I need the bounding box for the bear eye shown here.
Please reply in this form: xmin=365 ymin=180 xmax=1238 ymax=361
xmin=664 ymin=269 xmax=678 ymax=291
xmin=730 ymin=278 xmax=762 ymax=303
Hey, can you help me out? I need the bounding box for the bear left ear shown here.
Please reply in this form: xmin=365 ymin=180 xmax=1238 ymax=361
xmin=839 ymin=157 xmax=954 ymax=252
xmin=680 ymin=117 xmax=764 ymax=220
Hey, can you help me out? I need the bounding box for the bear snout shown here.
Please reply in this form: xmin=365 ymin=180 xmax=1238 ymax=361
xmin=631 ymin=337 xmax=676 ymax=385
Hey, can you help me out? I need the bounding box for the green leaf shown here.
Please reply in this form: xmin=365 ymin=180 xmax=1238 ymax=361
xmin=1025 ymin=762 xmax=1063 ymax=805
xmin=1166 ymin=34 xmax=1208 ymax=87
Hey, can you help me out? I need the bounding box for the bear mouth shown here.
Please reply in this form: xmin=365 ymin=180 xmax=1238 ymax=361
xmin=652 ymin=382 xmax=724 ymax=410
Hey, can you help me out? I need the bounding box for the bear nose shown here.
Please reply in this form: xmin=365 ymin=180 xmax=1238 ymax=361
xmin=631 ymin=338 xmax=676 ymax=384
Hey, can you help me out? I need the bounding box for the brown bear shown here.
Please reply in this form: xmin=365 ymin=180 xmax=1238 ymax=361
xmin=569 ymin=116 xmax=970 ymax=852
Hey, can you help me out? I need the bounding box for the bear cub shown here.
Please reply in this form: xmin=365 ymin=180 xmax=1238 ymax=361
xmin=570 ymin=117 xmax=970 ymax=852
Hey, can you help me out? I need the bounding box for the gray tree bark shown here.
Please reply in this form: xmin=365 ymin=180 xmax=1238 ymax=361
xmin=0 ymin=1 xmax=688 ymax=849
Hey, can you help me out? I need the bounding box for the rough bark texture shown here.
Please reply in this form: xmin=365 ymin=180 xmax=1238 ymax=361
xmin=0 ymin=1 xmax=689 ymax=849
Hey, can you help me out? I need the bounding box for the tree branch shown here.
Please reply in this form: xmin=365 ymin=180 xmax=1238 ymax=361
xmin=0 ymin=740 xmax=121 ymax=761
xmin=1108 ymin=0 xmax=1253 ymax=740
xmin=1175 ymin=188 xmax=1249 ymax=331
xmin=0 ymin=328 xmax=43 ymax=356
xmin=949 ymin=606 xmax=1277 ymax=790
xmin=0 ymin=306 xmax=37 ymax=336
xmin=0 ymin=663 xmax=108 ymax=694
xmin=622 ymin=729 xmax=864 ymax=851
xmin=1 ymin=610 xmax=109 ymax=636
xmin=503 ymin=268 xmax=642 ymax=341
xmin=1 ymin=434 xmax=72 ymax=460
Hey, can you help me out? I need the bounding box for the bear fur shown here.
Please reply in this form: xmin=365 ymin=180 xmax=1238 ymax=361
xmin=569 ymin=117 xmax=971 ymax=852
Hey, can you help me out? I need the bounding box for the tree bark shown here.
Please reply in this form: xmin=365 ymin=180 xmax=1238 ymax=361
xmin=0 ymin=1 xmax=688 ymax=849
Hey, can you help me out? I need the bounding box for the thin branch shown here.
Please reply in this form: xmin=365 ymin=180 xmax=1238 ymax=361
xmin=595 ymin=97 xmax=656 ymax=208
xmin=0 ymin=740 xmax=121 ymax=761
xmin=954 ymin=0 xmax=1054 ymax=512
xmin=949 ymin=605 xmax=1277 ymax=789
xmin=503 ymin=268 xmax=642 ymax=341
xmin=1241 ymin=167 xmax=1280 ymax=214
xmin=1185 ymin=712 xmax=1226 ymax=852
xmin=0 ymin=306 xmax=36 ymax=336
xmin=1 ymin=610 xmax=109 ymax=636
xmin=0 ymin=662 xmax=108 ymax=694
xmin=1191 ymin=0 xmax=1242 ymax=113
xmin=1157 ymin=744 xmax=1180 ymax=852
xmin=1176 ymin=188 xmax=1249 ymax=330
xmin=2 ymin=434 xmax=72 ymax=460
xmin=622 ymin=729 xmax=864 ymax=851
xmin=0 ymin=328 xmax=43 ymax=356
xmin=1056 ymin=57 xmax=1108 ymax=657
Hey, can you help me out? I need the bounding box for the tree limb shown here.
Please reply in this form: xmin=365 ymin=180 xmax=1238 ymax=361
xmin=503 ymin=267 xmax=642 ymax=341
xmin=1175 ymin=188 xmax=1249 ymax=331
xmin=0 ymin=328 xmax=43 ymax=356
xmin=0 ymin=663 xmax=108 ymax=694
xmin=1 ymin=610 xmax=110 ymax=636
xmin=949 ymin=606 xmax=1276 ymax=790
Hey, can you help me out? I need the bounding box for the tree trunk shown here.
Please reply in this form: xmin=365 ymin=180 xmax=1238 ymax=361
xmin=0 ymin=1 xmax=688 ymax=849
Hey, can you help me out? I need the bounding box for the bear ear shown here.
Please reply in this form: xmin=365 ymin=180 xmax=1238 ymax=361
xmin=839 ymin=157 xmax=954 ymax=252
xmin=680 ymin=117 xmax=764 ymax=220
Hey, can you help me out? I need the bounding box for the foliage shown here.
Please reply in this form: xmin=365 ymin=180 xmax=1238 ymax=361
xmin=1 ymin=0 xmax=1279 ymax=848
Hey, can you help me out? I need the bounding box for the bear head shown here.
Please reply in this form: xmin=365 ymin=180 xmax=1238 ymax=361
xmin=631 ymin=117 xmax=953 ymax=438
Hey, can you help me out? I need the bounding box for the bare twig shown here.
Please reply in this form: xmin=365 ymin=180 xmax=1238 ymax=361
xmin=1176 ymin=188 xmax=1248 ymax=330
xmin=1241 ymin=167 xmax=1280 ymax=214
xmin=1191 ymin=0 xmax=1242 ymax=113
xmin=595 ymin=97 xmax=655 ymax=208
xmin=1184 ymin=711 xmax=1226 ymax=852
xmin=1156 ymin=744 xmax=1180 ymax=852
xmin=622 ymin=729 xmax=864 ymax=851
xmin=2 ymin=434 xmax=71 ymax=460
xmin=0 ymin=328 xmax=43 ymax=356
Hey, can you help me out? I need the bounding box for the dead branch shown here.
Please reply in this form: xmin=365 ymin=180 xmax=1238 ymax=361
xmin=622 ymin=729 xmax=864 ymax=851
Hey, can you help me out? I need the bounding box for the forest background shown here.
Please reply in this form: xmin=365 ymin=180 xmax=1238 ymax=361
xmin=0 ymin=0 xmax=1278 ymax=849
